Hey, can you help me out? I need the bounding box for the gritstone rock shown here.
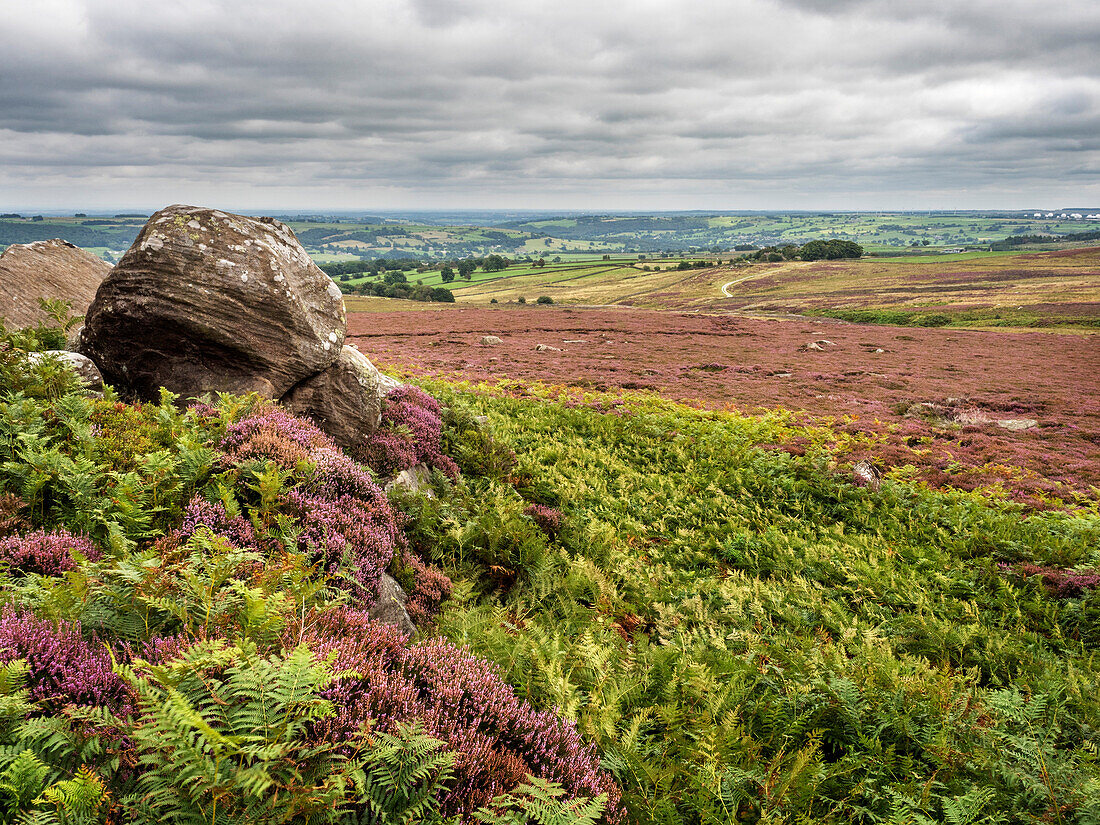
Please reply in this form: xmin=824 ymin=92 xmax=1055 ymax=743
xmin=367 ymin=574 xmax=416 ymax=636
xmin=79 ymin=204 xmax=346 ymax=401
xmin=0 ymin=240 xmax=110 ymax=328
xmin=480 ymin=335 xmax=503 ymax=345
xmin=283 ymin=345 xmax=401 ymax=449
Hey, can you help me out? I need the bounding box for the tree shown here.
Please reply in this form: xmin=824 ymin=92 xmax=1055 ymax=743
xmin=536 ymin=295 xmax=553 ymax=305
xmin=482 ymin=254 xmax=509 ymax=272
xmin=457 ymin=259 xmax=477 ymax=278
xmin=440 ymin=266 xmax=455 ymax=283
xmin=799 ymin=239 xmax=863 ymax=261
xmin=430 ymin=287 xmax=455 ymax=303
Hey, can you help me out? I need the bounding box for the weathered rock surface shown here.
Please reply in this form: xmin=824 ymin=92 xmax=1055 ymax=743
xmin=27 ymin=350 xmax=103 ymax=392
xmin=367 ymin=573 xmax=416 ymax=635
xmin=535 ymin=343 xmax=562 ymax=352
xmin=0 ymin=240 xmax=110 ymax=328
xmin=282 ymin=345 xmax=399 ymax=449
xmin=480 ymin=335 xmax=503 ymax=345
xmin=79 ymin=205 xmax=346 ymax=401
xmin=384 ymin=463 xmax=435 ymax=498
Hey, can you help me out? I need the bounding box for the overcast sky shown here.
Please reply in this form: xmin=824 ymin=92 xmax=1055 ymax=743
xmin=1 ymin=0 xmax=1098 ymax=211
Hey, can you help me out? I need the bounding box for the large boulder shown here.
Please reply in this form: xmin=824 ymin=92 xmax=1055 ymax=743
xmin=0 ymin=240 xmax=110 ymax=328
xmin=79 ymin=205 xmax=346 ymax=400
xmin=282 ymin=345 xmax=401 ymax=449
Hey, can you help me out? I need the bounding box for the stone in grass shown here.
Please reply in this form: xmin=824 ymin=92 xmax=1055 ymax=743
xmin=26 ymin=350 xmax=104 ymax=394
xmin=80 ymin=204 xmax=346 ymax=401
xmin=384 ymin=463 xmax=435 ymax=499
xmin=480 ymin=335 xmax=503 ymax=345
xmin=535 ymin=343 xmax=562 ymax=352
xmin=852 ymin=460 xmax=881 ymax=491
xmin=367 ymin=574 xmax=416 ymax=636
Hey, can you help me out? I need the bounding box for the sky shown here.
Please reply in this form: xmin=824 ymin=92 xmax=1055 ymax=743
xmin=1 ymin=0 xmax=1098 ymax=212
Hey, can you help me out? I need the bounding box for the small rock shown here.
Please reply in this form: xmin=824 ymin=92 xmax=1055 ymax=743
xmin=27 ymin=350 xmax=103 ymax=393
xmin=644 ymin=368 xmax=661 ymax=375
xmin=874 ymin=348 xmax=885 ymax=353
xmin=367 ymin=573 xmax=416 ymax=636
xmin=802 ymin=342 xmax=826 ymax=352
xmin=852 ymin=460 xmax=881 ymax=491
xmin=771 ymin=372 xmax=793 ymax=378
xmin=480 ymin=335 xmax=503 ymax=345
xmin=996 ymin=418 xmax=1038 ymax=431
xmin=535 ymin=344 xmax=562 ymax=352
xmin=563 ymin=339 xmax=586 ymax=344
xmin=385 ymin=463 xmax=435 ymax=498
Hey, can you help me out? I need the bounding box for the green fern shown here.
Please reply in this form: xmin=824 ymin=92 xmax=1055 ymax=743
xmin=472 ymin=777 xmax=606 ymax=825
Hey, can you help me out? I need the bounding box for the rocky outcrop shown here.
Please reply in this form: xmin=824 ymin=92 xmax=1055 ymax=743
xmin=282 ymin=345 xmax=400 ymax=450
xmin=79 ymin=205 xmax=346 ymax=401
xmin=0 ymin=240 xmax=110 ymax=328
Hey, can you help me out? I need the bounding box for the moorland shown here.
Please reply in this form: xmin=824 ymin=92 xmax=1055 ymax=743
xmin=0 ymin=208 xmax=1098 ymax=824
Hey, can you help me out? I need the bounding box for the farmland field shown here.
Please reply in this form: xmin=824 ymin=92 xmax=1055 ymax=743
xmin=412 ymin=247 xmax=1100 ymax=331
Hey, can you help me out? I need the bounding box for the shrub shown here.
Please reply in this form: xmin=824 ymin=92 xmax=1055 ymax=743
xmin=524 ymin=503 xmax=562 ymax=538
xmin=0 ymin=528 xmax=101 ymax=577
xmin=1004 ymin=563 xmax=1100 ymax=598
xmin=285 ymin=491 xmax=400 ymax=601
xmin=176 ymin=496 xmax=257 ymax=550
xmin=396 ymin=549 xmax=453 ymax=626
xmin=359 ymin=386 xmax=459 ymax=480
xmin=299 ymin=607 xmax=622 ymax=821
xmin=0 ymin=611 xmax=133 ymax=714
xmin=536 ymin=296 xmax=554 ymax=305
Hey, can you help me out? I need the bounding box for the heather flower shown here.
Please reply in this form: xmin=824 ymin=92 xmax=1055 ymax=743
xmin=285 ymin=491 xmax=401 ymax=602
xmin=400 ymin=551 xmax=453 ymax=626
xmin=307 ymin=446 xmax=387 ymax=501
xmin=298 ymin=607 xmax=622 ymax=821
xmin=0 ymin=529 xmax=101 ymax=577
xmin=220 ymin=404 xmax=333 ymax=468
xmin=1006 ymin=563 xmax=1100 ymax=598
xmin=0 ymin=610 xmax=134 ymax=715
xmin=177 ymin=496 xmax=257 ymax=550
xmin=523 ymin=504 xmax=563 ymax=538
xmin=360 ymin=386 xmax=459 ymax=480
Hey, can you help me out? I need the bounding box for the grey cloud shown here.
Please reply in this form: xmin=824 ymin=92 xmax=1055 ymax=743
xmin=0 ymin=0 xmax=1096 ymax=210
